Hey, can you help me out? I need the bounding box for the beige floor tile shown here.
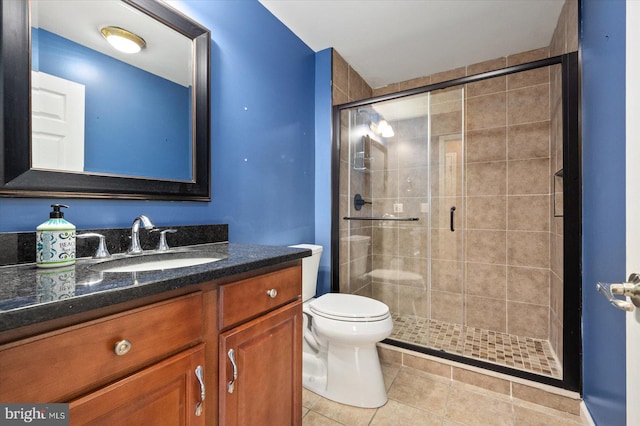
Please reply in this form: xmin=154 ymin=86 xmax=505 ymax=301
xmin=513 ymin=400 xmax=582 ymax=425
xmin=387 ymin=369 xmax=451 ymax=415
xmin=302 ymin=410 xmax=344 ymax=426
xmin=303 ymin=388 xmax=322 ymax=409
xmin=382 ymin=363 xmax=400 ymax=391
xmin=443 ymin=419 xmax=467 ymax=426
xmin=371 ymin=399 xmax=442 ymax=426
xmin=311 ymin=396 xmax=377 ymax=426
xmin=512 ymin=384 xmax=580 ymax=415
xmin=401 ymin=359 xmax=452 ymax=384
xmin=514 ymin=405 xmax=581 ymax=425
xmin=445 ymin=386 xmax=514 ymax=426
xmin=451 ymin=379 xmax=512 ymax=402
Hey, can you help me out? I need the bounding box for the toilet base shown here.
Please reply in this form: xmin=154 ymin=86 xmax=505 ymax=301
xmin=302 ymin=351 xmax=327 ymax=393
xmin=303 ymin=342 xmax=388 ymax=408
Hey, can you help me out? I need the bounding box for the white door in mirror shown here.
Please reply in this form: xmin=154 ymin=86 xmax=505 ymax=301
xmin=31 ymin=71 xmax=85 ymax=172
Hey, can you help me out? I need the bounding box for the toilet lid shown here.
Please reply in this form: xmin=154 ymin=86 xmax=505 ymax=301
xmin=309 ymin=293 xmax=390 ymax=322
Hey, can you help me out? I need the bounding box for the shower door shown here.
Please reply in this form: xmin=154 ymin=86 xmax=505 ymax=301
xmin=338 ymin=88 xmax=465 ymax=349
xmin=426 ymin=87 xmax=465 ymax=351
xmin=334 ymin=54 xmax=580 ymax=390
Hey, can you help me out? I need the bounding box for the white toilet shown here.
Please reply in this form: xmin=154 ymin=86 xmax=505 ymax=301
xmin=290 ymin=244 xmax=393 ymax=408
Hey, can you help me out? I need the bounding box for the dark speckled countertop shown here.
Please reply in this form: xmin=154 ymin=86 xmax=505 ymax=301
xmin=0 ymin=242 xmax=311 ymax=334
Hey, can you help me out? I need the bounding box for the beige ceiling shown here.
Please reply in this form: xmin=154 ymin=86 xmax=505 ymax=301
xmin=258 ymin=0 xmax=566 ymax=89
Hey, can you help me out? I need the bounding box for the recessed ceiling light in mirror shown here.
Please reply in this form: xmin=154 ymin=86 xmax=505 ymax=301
xmin=100 ymin=26 xmax=146 ymax=54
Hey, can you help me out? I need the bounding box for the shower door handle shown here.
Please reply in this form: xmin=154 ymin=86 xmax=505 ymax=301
xmin=450 ymin=206 xmax=456 ymax=232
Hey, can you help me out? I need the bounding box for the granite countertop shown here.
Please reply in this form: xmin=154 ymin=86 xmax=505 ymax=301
xmin=0 ymin=242 xmax=311 ymax=333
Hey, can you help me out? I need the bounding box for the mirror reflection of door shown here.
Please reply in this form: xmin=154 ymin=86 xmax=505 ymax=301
xmin=31 ymin=71 xmax=85 ymax=172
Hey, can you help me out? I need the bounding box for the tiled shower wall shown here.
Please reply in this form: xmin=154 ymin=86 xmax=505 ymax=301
xmin=548 ymin=0 xmax=578 ymax=363
xmin=464 ymin=49 xmax=552 ymax=338
xmin=335 ymin=50 xmax=375 ymax=296
xmin=335 ymin=0 xmax=576 ymax=357
xmin=332 ymin=50 xmax=373 ymax=106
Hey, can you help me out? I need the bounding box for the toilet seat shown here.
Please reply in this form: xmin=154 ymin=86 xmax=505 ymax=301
xmin=309 ymin=293 xmax=390 ymax=322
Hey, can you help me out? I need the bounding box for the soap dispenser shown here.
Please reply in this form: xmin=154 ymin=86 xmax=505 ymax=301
xmin=36 ymin=204 xmax=76 ymax=268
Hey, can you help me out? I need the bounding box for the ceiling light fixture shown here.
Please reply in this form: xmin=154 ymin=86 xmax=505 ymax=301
xmin=100 ymin=26 xmax=146 ymax=54
xmin=370 ymin=119 xmax=394 ymax=138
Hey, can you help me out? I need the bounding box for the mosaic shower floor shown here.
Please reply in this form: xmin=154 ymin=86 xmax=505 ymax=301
xmin=389 ymin=313 xmax=562 ymax=379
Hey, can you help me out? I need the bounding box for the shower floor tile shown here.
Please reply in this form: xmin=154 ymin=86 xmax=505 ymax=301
xmin=389 ymin=313 xmax=562 ymax=379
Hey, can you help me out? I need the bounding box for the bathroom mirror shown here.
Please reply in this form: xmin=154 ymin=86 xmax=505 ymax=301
xmin=0 ymin=0 xmax=211 ymax=200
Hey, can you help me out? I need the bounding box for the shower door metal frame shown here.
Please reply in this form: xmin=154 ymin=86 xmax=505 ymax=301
xmin=331 ymin=52 xmax=581 ymax=392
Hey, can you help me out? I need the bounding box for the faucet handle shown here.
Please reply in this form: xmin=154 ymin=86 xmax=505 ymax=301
xmin=77 ymin=233 xmax=111 ymax=259
xmin=153 ymin=229 xmax=177 ymax=251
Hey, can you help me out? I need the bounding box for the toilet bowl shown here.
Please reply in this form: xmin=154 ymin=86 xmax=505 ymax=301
xmin=290 ymin=244 xmax=393 ymax=408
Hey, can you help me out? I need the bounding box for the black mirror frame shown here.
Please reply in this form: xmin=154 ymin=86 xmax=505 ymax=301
xmin=0 ymin=0 xmax=211 ymax=201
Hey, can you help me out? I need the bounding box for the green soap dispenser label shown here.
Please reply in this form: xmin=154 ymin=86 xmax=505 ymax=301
xmin=36 ymin=229 xmax=76 ymax=267
xmin=36 ymin=204 xmax=76 ymax=268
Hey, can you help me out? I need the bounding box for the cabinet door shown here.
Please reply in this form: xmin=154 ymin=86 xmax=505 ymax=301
xmin=219 ymin=301 xmax=302 ymax=426
xmin=69 ymin=345 xmax=206 ymax=426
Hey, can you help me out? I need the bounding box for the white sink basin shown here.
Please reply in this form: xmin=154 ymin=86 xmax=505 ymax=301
xmin=90 ymin=252 xmax=222 ymax=273
xmin=100 ymin=257 xmax=221 ymax=273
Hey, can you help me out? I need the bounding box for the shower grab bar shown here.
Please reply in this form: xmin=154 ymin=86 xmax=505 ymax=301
xmin=343 ymin=216 xmax=419 ymax=221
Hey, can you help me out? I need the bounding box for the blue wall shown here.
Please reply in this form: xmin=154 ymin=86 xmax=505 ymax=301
xmin=33 ymin=28 xmax=192 ymax=180
xmin=581 ymin=0 xmax=627 ymax=424
xmin=0 ymin=0 xmax=318 ymax=252
xmin=314 ymin=48 xmax=332 ymax=295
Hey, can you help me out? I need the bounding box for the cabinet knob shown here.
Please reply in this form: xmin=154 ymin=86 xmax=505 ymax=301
xmin=114 ymin=339 xmax=132 ymax=356
xmin=266 ymin=288 xmax=278 ymax=298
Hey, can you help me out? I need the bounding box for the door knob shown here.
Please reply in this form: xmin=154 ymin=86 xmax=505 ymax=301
xmin=597 ymin=273 xmax=640 ymax=312
xmin=611 ymin=273 xmax=640 ymax=307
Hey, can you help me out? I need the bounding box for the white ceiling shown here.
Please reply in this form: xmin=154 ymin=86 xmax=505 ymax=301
xmin=258 ymin=0 xmax=566 ymax=89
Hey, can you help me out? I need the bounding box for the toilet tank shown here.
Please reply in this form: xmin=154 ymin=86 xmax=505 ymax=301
xmin=289 ymin=244 xmax=323 ymax=302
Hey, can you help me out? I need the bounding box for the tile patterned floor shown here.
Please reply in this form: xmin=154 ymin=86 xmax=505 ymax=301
xmin=302 ymin=364 xmax=582 ymax=426
xmin=389 ymin=314 xmax=562 ymax=379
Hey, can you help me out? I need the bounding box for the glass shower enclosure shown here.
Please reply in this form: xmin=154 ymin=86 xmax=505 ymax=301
xmin=332 ymin=53 xmax=581 ymax=390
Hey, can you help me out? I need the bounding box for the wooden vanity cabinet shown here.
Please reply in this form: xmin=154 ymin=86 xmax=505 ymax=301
xmin=218 ymin=265 xmax=303 ymax=426
xmin=0 ymin=262 xmax=303 ymax=425
xmin=0 ymin=292 xmax=208 ymax=425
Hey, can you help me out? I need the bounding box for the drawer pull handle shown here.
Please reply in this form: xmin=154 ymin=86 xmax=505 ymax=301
xmin=194 ymin=365 xmax=205 ymax=416
xmin=114 ymin=339 xmax=132 ymax=356
xmin=227 ymin=349 xmax=238 ymax=394
xmin=266 ymin=288 xmax=278 ymax=298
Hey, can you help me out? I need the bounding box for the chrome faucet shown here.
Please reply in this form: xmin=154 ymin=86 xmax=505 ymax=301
xmin=127 ymin=215 xmax=155 ymax=254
